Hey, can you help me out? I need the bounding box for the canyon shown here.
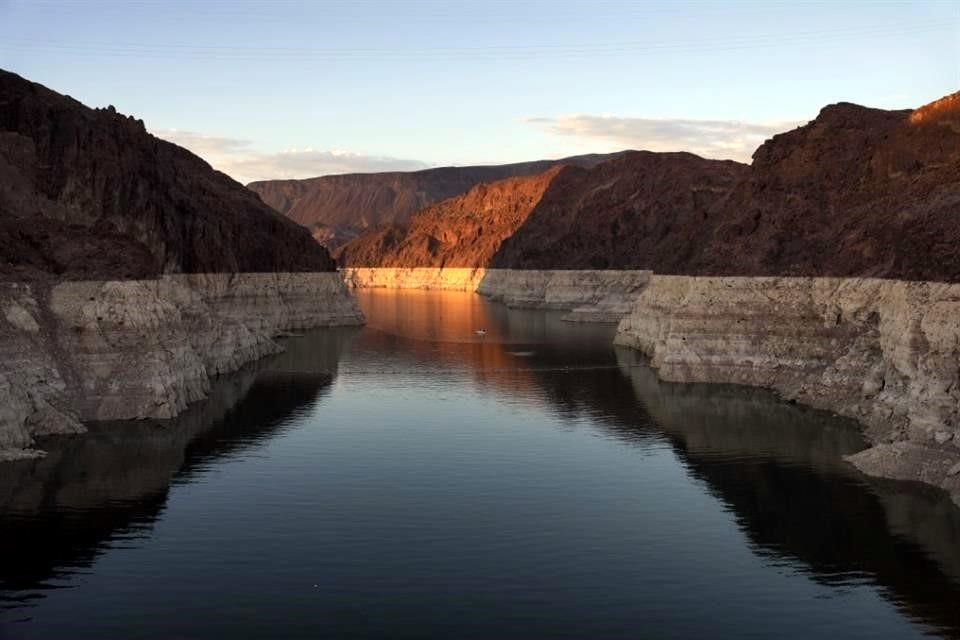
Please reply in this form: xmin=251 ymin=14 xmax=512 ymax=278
xmin=3 ymin=63 xmax=959 ymax=505
xmin=0 ymin=69 xmax=363 ymax=459
xmin=327 ymin=91 xmax=960 ymax=503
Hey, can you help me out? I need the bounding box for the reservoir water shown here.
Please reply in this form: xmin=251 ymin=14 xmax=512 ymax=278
xmin=2 ymin=289 xmax=959 ymax=639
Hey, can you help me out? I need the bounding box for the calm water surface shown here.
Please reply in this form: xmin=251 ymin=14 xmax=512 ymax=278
xmin=2 ymin=289 xmax=960 ymax=639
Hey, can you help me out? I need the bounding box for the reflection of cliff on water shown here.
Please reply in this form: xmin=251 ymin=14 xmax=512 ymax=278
xmin=0 ymin=327 xmax=357 ymax=617
xmin=352 ymin=288 xmax=617 ymax=399
xmin=523 ymin=343 xmax=960 ymax=636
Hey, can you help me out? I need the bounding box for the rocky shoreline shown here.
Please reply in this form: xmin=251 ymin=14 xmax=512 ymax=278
xmin=614 ymin=275 xmax=960 ymax=505
xmin=0 ymin=272 xmax=363 ymax=460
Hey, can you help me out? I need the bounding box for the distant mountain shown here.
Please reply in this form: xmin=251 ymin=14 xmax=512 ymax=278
xmin=0 ymin=69 xmax=335 ymax=281
xmin=247 ymin=153 xmax=619 ymax=250
xmin=340 ymin=91 xmax=960 ymax=281
xmin=337 ymin=166 xmax=565 ymax=268
xmin=338 ymin=151 xmax=747 ymax=269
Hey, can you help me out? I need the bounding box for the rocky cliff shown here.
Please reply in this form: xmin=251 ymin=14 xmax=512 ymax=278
xmin=690 ymin=93 xmax=960 ymax=280
xmin=247 ymin=154 xmax=616 ymax=249
xmin=0 ymin=70 xmax=363 ymax=459
xmin=0 ymin=68 xmax=335 ymax=280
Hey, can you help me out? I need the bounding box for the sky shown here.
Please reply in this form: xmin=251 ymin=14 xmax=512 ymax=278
xmin=1 ymin=0 xmax=957 ymax=183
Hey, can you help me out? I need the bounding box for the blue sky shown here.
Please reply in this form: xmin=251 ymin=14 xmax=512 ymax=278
xmin=1 ymin=0 xmax=957 ymax=182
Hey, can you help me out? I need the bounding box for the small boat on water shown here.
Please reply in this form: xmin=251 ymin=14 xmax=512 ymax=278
xmin=474 ymin=329 xmax=487 ymax=336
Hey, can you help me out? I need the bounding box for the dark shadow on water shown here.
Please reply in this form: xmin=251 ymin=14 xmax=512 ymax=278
xmin=0 ymin=326 xmax=359 ymax=619
xmin=523 ymin=343 xmax=960 ymax=636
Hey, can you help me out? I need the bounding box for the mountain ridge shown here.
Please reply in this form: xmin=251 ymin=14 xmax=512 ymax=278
xmin=0 ymin=68 xmax=336 ymax=281
xmin=247 ymin=153 xmax=622 ymax=249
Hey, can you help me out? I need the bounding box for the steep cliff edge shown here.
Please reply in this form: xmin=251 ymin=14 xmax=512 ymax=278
xmin=247 ymin=154 xmax=616 ymax=250
xmin=0 ymin=70 xmax=362 ymax=458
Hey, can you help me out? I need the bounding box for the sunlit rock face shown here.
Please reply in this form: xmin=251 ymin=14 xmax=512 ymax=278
xmin=614 ymin=276 xmax=960 ymax=504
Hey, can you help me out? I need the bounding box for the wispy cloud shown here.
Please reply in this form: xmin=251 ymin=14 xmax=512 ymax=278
xmin=526 ymin=115 xmax=802 ymax=162
xmin=153 ymin=129 xmax=429 ymax=184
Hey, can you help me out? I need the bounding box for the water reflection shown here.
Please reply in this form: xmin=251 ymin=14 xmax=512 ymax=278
xmin=1 ymin=291 xmax=959 ymax=638
xmin=0 ymin=327 xmax=356 ymax=619
xmin=358 ymin=290 xmax=960 ymax=635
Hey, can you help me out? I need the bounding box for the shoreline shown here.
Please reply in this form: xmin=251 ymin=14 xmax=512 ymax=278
xmin=0 ymin=272 xmax=364 ymax=459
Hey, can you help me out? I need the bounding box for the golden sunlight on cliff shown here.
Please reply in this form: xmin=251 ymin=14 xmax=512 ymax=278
xmin=908 ymin=91 xmax=960 ymax=125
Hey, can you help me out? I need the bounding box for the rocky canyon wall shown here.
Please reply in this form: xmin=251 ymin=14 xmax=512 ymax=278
xmin=614 ymin=275 xmax=960 ymax=504
xmin=0 ymin=273 xmax=363 ymax=459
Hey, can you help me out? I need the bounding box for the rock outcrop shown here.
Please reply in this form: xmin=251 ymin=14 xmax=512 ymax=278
xmin=248 ymin=154 xmax=616 ymax=250
xmin=614 ymin=276 xmax=960 ymax=504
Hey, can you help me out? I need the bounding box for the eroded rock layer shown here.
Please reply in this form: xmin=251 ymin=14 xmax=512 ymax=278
xmin=0 ymin=273 xmax=363 ymax=459
xmin=614 ymin=276 xmax=960 ymax=504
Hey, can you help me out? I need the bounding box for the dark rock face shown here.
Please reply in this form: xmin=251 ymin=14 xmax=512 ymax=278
xmin=491 ymin=151 xmax=748 ymax=270
xmin=0 ymin=69 xmax=336 ymax=281
xmin=693 ymin=95 xmax=960 ymax=280
xmin=247 ymin=154 xmax=617 ymax=250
